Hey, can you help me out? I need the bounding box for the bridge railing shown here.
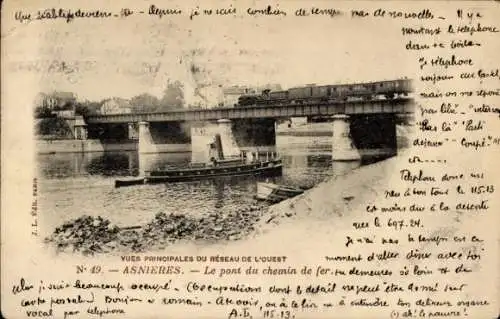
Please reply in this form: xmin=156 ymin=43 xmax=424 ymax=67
xmin=86 ymin=98 xmax=415 ymax=123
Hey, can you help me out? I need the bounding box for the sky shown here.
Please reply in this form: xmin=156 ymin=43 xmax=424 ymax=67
xmin=3 ymin=1 xmax=420 ymax=107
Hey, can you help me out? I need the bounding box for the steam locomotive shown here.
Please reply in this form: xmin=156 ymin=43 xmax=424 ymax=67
xmin=237 ymin=79 xmax=412 ymax=107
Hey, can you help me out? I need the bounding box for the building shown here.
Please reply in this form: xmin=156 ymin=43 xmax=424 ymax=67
xmin=71 ymin=116 xmax=88 ymax=140
xmin=35 ymin=92 xmax=77 ymax=110
xmin=51 ymin=110 xmax=76 ymax=119
xmin=100 ymin=97 xmax=132 ymax=115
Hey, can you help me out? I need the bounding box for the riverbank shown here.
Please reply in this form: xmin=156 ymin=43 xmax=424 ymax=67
xmin=36 ymin=139 xmax=190 ymax=154
xmin=255 ymin=153 xmax=403 ymax=236
xmin=36 ymin=123 xmax=412 ymax=154
xmin=277 ymin=122 xmax=412 ymax=149
xmin=276 ymin=122 xmax=332 ymax=136
xmin=44 ymin=152 xmax=404 ymax=255
xmin=44 ymin=203 xmax=271 ymax=255
xmin=42 ymin=121 xmax=413 ymax=255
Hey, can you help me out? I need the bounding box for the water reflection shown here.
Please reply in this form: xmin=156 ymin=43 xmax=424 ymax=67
xmin=138 ymin=153 xmax=191 ymax=176
xmin=36 ymin=140 xmax=395 ymax=236
xmin=37 ymin=151 xmax=340 ymax=187
xmin=87 ymin=152 xmax=139 ymax=176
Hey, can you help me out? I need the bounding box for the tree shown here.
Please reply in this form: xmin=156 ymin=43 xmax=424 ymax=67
xmin=36 ymin=118 xmax=72 ymax=137
xmin=159 ymin=81 xmax=184 ymax=111
xmin=34 ymin=106 xmax=54 ymax=119
xmin=49 ymin=91 xmax=77 ymax=110
xmin=129 ymin=93 xmax=160 ymax=113
xmin=33 ymin=91 xmax=78 ymax=118
xmin=75 ymin=100 xmax=102 ymax=117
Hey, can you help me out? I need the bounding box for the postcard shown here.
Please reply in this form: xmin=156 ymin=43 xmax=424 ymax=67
xmin=1 ymin=1 xmax=499 ymax=318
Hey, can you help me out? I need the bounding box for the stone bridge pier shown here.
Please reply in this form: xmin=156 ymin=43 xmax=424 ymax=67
xmin=131 ymin=121 xmax=191 ymax=154
xmin=138 ymin=121 xmax=156 ymax=154
xmin=129 ymin=121 xmax=190 ymax=174
xmin=330 ymin=113 xmax=397 ymax=175
xmin=127 ymin=118 xmax=276 ymax=164
xmin=191 ymin=118 xmax=277 ymax=163
xmin=90 ymin=112 xmax=397 ymax=176
xmin=331 ymin=115 xmax=361 ymax=162
xmin=216 ymin=119 xmax=240 ymax=158
xmin=331 ymin=114 xmax=361 ymax=175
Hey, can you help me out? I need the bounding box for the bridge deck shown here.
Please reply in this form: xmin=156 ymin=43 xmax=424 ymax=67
xmin=87 ymin=98 xmax=415 ymax=124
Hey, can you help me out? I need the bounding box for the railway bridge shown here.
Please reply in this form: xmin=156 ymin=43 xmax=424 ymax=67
xmin=79 ymin=97 xmax=415 ymax=165
xmin=86 ymin=98 xmax=414 ymax=124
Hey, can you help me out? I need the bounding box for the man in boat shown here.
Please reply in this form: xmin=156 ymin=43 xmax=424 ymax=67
xmin=210 ymin=157 xmax=218 ymax=167
xmin=245 ymin=151 xmax=254 ymax=164
xmin=207 ymin=137 xmax=220 ymax=167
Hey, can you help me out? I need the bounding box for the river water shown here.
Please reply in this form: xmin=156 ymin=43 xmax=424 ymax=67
xmin=37 ymin=136 xmax=388 ymax=238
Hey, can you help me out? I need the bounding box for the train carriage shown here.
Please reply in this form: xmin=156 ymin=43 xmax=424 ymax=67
xmin=236 ymin=78 xmax=412 ymax=107
xmin=311 ymin=85 xmax=330 ymax=99
xmin=374 ymin=80 xmax=397 ymax=93
xmin=329 ymin=84 xmax=352 ymax=100
xmin=269 ymin=90 xmax=288 ymax=101
xmin=288 ymin=87 xmax=313 ymax=102
xmin=348 ymin=83 xmax=373 ymax=98
xmin=393 ymin=79 xmax=413 ymax=95
xmin=373 ymin=79 xmax=412 ymax=98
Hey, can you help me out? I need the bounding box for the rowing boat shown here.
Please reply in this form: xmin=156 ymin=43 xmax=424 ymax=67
xmin=255 ymin=182 xmax=304 ymax=203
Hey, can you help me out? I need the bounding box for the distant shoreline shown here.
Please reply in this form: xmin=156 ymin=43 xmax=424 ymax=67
xmin=276 ymin=131 xmax=332 ymax=137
